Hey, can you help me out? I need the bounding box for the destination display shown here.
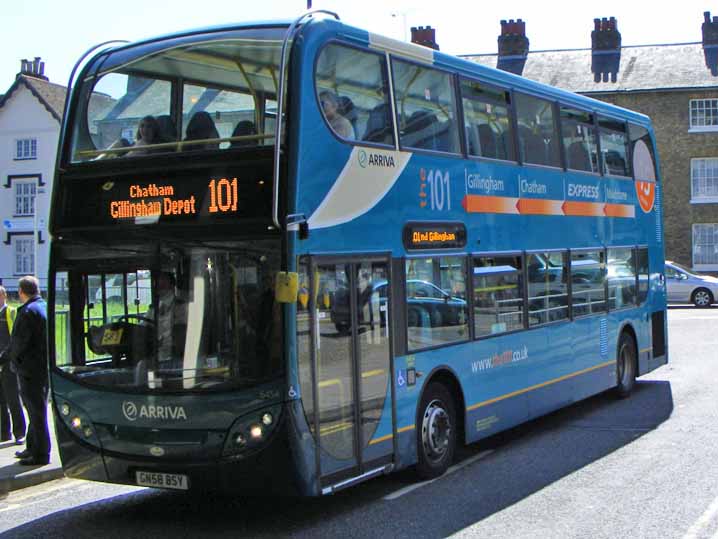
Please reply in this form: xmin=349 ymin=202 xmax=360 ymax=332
xmin=403 ymin=222 xmax=467 ymax=251
xmin=55 ymin=165 xmax=272 ymax=229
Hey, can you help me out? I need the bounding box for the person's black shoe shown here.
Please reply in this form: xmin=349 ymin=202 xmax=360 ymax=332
xmin=18 ymin=456 xmax=49 ymax=466
xmin=14 ymin=449 xmax=30 ymax=459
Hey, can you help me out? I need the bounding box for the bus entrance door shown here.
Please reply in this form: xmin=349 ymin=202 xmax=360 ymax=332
xmin=311 ymin=256 xmax=394 ymax=490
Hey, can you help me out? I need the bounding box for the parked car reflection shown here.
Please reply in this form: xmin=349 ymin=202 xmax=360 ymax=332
xmin=330 ymin=279 xmax=466 ymax=333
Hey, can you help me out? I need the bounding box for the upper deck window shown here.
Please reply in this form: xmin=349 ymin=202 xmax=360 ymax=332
xmin=460 ymin=79 xmax=515 ymax=161
xmin=315 ymin=44 xmax=394 ymax=145
xmin=598 ymin=116 xmax=630 ymax=177
xmin=392 ymin=60 xmax=460 ymax=154
xmin=560 ymin=107 xmax=597 ymax=173
xmin=515 ymin=93 xmax=560 ymax=168
xmin=70 ymin=30 xmax=284 ymax=163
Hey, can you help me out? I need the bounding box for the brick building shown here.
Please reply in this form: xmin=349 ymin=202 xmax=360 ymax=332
xmin=457 ymin=13 xmax=718 ymax=271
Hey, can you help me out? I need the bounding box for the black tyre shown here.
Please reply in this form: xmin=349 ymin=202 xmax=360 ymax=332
xmin=415 ymin=382 xmax=456 ymax=479
xmin=691 ymin=288 xmax=714 ymax=308
xmin=615 ymin=332 xmax=637 ymax=398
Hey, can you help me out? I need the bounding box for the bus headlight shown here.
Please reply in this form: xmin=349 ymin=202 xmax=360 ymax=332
xmin=249 ymin=424 xmax=263 ymax=440
xmin=55 ymin=398 xmax=101 ymax=448
xmin=222 ymin=405 xmax=281 ymax=458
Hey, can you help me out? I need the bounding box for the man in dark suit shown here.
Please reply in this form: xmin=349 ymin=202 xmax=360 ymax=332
xmin=0 ymin=276 xmax=49 ymax=465
xmin=0 ymin=286 xmax=25 ymax=444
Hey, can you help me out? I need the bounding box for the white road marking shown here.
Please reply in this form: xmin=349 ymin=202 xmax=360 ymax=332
xmin=683 ymin=493 xmax=718 ymax=539
xmin=383 ymin=450 xmax=493 ymax=501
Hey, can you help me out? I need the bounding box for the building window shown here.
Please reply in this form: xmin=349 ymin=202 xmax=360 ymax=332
xmin=14 ymin=138 xmax=37 ymax=160
xmin=15 ymin=182 xmax=36 ymax=216
xmin=693 ymin=224 xmax=718 ymax=270
xmin=691 ymin=158 xmax=718 ymax=202
xmin=689 ymin=99 xmax=718 ymax=131
xmin=14 ymin=237 xmax=34 ymax=274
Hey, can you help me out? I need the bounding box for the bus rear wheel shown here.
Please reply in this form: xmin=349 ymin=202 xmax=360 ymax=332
xmin=416 ymin=382 xmax=456 ymax=480
xmin=614 ymin=332 xmax=637 ymax=398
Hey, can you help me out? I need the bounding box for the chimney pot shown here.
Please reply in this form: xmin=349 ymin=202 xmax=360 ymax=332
xmin=497 ymin=17 xmax=529 ymax=75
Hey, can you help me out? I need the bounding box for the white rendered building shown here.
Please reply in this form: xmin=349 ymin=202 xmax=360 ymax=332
xmin=0 ymin=58 xmax=66 ymax=292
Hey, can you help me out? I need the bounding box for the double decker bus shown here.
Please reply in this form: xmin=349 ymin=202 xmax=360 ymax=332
xmin=49 ymin=12 xmax=667 ymax=496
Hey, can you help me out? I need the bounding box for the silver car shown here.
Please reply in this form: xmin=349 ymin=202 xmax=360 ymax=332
xmin=665 ymin=261 xmax=718 ymax=307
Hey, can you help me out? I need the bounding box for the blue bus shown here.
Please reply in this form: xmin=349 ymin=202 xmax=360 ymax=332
xmin=49 ymin=12 xmax=667 ymax=495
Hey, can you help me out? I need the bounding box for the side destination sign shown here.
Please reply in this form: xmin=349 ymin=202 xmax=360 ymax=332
xmin=403 ymin=222 xmax=467 ymax=251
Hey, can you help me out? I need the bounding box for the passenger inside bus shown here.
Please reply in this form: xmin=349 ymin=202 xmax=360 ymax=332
xmin=126 ymin=115 xmax=162 ymax=156
xmin=319 ymin=91 xmax=355 ymax=140
xmin=184 ymin=111 xmax=220 ymax=151
xmin=230 ymin=120 xmax=258 ymax=147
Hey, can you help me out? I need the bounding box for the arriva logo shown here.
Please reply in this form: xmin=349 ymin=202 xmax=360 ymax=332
xmin=122 ymin=401 xmax=138 ymax=421
xmin=122 ymin=401 xmax=187 ymax=422
xmin=357 ymin=149 xmax=395 ymax=169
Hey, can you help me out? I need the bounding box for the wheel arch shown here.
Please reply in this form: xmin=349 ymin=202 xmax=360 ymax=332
xmin=617 ymin=321 xmax=638 ymax=374
xmin=417 ymin=365 xmax=467 ymax=445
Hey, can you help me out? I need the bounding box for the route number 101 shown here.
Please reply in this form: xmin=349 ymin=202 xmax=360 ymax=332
xmin=208 ymin=178 xmax=238 ymax=213
xmin=427 ymin=170 xmax=451 ymax=211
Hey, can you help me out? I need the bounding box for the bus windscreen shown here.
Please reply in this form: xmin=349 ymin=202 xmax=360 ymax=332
xmin=69 ymin=29 xmax=286 ymax=163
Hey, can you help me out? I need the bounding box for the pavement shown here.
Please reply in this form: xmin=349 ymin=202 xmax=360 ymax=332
xmin=0 ymin=407 xmax=64 ymax=495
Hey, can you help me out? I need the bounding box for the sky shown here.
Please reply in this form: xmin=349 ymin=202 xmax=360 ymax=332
xmin=1 ymin=0 xmax=714 ymax=91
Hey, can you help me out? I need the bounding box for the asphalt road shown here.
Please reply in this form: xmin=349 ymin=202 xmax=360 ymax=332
xmin=1 ymin=307 xmax=717 ymax=539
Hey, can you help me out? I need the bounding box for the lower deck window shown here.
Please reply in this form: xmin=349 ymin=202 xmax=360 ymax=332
xmin=405 ymin=257 xmax=468 ymax=350
xmin=527 ymin=251 xmax=569 ymax=325
xmin=607 ymin=247 xmax=637 ymax=309
xmin=473 ymin=255 xmax=524 ymax=336
xmin=571 ymin=250 xmax=606 ymax=316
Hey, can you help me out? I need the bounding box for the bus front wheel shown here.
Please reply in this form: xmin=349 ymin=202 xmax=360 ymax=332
xmin=416 ymin=382 xmax=456 ymax=479
xmin=615 ymin=332 xmax=637 ymax=398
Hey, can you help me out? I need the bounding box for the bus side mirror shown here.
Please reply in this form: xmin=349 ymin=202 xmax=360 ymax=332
xmin=275 ymin=272 xmax=299 ymax=303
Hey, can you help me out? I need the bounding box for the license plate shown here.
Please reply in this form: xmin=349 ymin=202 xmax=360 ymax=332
xmin=136 ymin=471 xmax=189 ymax=490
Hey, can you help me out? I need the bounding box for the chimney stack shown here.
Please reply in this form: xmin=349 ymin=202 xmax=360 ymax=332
xmin=702 ymin=11 xmax=718 ymax=75
xmin=410 ymin=26 xmax=440 ymax=51
xmin=17 ymin=56 xmax=48 ymax=81
xmin=497 ymin=19 xmax=529 ymax=75
xmin=591 ymin=17 xmax=621 ymax=83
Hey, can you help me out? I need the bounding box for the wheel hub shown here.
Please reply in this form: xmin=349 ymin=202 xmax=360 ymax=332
xmin=422 ymin=400 xmax=451 ymax=462
xmin=695 ymin=291 xmax=710 ymax=306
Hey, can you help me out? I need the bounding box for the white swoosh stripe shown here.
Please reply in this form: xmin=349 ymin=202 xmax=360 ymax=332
xmin=307 ymin=148 xmax=411 ymax=230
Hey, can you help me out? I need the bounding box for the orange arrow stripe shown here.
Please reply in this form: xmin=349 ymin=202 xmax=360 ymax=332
xmin=562 ymin=200 xmax=604 ymax=217
xmin=603 ymin=203 xmax=635 ymax=218
xmin=462 ymin=195 xmax=519 ymax=214
xmin=516 ymin=198 xmax=564 ymax=215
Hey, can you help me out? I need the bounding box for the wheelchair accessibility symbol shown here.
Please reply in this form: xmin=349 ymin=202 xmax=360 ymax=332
xmin=397 ymin=369 xmax=406 ymax=388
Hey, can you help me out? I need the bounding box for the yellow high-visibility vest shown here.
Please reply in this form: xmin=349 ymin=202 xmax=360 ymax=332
xmin=5 ymin=305 xmax=16 ymax=334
